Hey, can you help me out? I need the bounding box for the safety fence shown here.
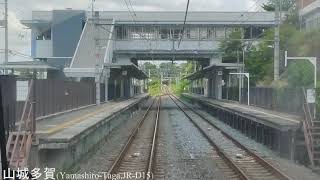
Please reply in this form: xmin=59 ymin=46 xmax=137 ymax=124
xmin=222 ymin=87 xmax=304 ymax=116
xmin=16 ymin=79 xmax=96 ymax=119
xmin=0 ymin=75 xmax=16 ymax=134
xmin=0 ymin=76 xmax=96 ymax=132
xmin=190 ymin=87 xmax=205 ymax=95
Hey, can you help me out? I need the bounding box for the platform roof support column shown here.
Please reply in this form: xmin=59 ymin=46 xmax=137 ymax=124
xmin=114 ymin=79 xmax=117 ymax=99
xmin=95 ymin=80 xmax=100 ymax=105
xmin=143 ymin=79 xmax=146 ymax=93
xmin=140 ymin=80 xmax=144 ymax=94
xmin=130 ymin=78 xmax=134 ymax=97
xmin=204 ymin=78 xmax=209 ymax=97
xmin=104 ymin=68 xmax=110 ymax=102
xmin=215 ymin=69 xmax=223 ymax=100
xmin=120 ymin=79 xmax=124 ymax=98
xmin=105 ymin=77 xmax=109 ymax=102
xmin=290 ymin=130 xmax=296 ymax=161
xmin=95 ymin=66 xmax=101 ymax=105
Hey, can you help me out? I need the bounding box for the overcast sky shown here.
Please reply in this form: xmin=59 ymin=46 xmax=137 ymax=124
xmin=0 ymin=0 xmax=267 ymax=62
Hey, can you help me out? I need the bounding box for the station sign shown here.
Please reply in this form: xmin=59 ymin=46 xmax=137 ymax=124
xmin=16 ymin=81 xmax=29 ymax=101
xmin=307 ymin=89 xmax=316 ymax=104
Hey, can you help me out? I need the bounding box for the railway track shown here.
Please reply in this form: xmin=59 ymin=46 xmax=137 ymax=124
xmin=168 ymin=94 xmax=292 ymax=180
xmin=106 ymin=97 xmax=161 ymax=180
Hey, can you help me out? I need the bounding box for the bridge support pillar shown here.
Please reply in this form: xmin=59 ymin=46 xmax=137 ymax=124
xmin=210 ymin=54 xmax=222 ymax=65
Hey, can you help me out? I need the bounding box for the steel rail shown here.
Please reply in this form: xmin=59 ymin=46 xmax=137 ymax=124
xmin=170 ymin=94 xmax=292 ymax=180
xmin=146 ymin=96 xmax=161 ymax=180
xmin=106 ymin=97 xmax=161 ymax=180
xmin=106 ymin=97 xmax=155 ymax=176
xmin=168 ymin=95 xmax=249 ymax=180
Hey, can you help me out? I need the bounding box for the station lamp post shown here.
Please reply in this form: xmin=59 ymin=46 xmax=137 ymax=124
xmin=285 ymin=51 xmax=317 ymax=118
xmin=285 ymin=51 xmax=317 ymax=89
xmin=229 ymin=72 xmax=250 ymax=106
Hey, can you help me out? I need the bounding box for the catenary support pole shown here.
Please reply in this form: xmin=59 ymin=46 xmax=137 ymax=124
xmin=0 ymin=85 xmax=9 ymax=178
xmin=274 ymin=0 xmax=280 ymax=80
xmin=4 ymin=0 xmax=9 ymax=74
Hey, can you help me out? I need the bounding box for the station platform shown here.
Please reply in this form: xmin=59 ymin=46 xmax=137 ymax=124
xmin=36 ymin=93 xmax=149 ymax=148
xmin=31 ymin=93 xmax=149 ymax=170
xmin=182 ymin=93 xmax=302 ymax=131
xmin=181 ymin=93 xmax=305 ymax=160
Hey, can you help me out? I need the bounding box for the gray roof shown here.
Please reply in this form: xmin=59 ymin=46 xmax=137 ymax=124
xmin=98 ymin=11 xmax=276 ymax=26
xmin=0 ymin=61 xmax=58 ymax=70
xmin=106 ymin=62 xmax=148 ymax=79
xmin=184 ymin=63 xmax=244 ymax=80
xmin=23 ymin=10 xmax=277 ymax=26
xmin=300 ymin=1 xmax=320 ymax=16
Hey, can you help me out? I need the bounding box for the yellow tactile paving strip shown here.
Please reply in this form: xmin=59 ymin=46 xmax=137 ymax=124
xmin=36 ymin=94 xmax=148 ymax=136
xmin=43 ymin=106 xmax=109 ymax=135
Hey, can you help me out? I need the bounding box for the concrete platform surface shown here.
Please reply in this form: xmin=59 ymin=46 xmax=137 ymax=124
xmin=36 ymin=93 xmax=149 ymax=149
xmin=182 ymin=93 xmax=302 ymax=131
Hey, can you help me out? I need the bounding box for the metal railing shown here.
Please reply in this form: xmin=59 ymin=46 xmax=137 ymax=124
xmin=302 ymin=87 xmax=315 ymax=167
xmin=6 ymin=80 xmax=34 ymax=168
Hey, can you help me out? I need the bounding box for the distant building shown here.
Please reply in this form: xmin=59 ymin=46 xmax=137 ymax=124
xmin=21 ymin=9 xmax=277 ymax=101
xmin=21 ymin=10 xmax=86 ymax=78
xmin=296 ymin=0 xmax=317 ymax=9
xmin=297 ymin=0 xmax=320 ymax=30
xmin=21 ymin=10 xmax=277 ymax=78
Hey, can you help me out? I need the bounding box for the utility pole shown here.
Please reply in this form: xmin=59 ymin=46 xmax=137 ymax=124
xmin=4 ymin=0 xmax=9 ymax=74
xmin=0 ymin=85 xmax=9 ymax=179
xmin=91 ymin=0 xmax=95 ymax=18
xmin=237 ymin=50 xmax=242 ymax=103
xmin=274 ymin=0 xmax=281 ymax=81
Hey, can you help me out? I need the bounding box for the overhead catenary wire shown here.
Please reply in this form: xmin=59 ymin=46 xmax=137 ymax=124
xmin=230 ymin=0 xmax=266 ymax=26
xmin=236 ymin=0 xmax=291 ymax=48
xmin=225 ymin=0 xmax=274 ymax=54
xmin=0 ymin=49 xmax=33 ymax=59
xmin=121 ymin=0 xmax=152 ymax=44
xmin=226 ymin=0 xmax=266 ymax=45
xmin=178 ymin=0 xmax=191 ymax=48
xmin=128 ymin=0 xmax=137 ymax=17
xmin=123 ymin=0 xmax=137 ymax=23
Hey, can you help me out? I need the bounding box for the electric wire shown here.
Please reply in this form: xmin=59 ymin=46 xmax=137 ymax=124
xmin=178 ymin=0 xmax=190 ymax=48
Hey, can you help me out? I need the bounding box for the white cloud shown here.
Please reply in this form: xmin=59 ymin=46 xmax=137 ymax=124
xmin=0 ymin=0 xmax=266 ymax=62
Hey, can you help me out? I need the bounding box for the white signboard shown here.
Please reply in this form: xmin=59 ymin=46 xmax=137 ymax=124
xmin=307 ymin=89 xmax=316 ymax=104
xmin=16 ymin=81 xmax=29 ymax=101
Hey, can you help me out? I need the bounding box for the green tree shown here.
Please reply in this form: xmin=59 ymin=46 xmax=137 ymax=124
xmin=218 ymin=29 xmax=274 ymax=85
xmin=180 ymin=61 xmax=194 ymax=76
xmin=244 ymin=32 xmax=274 ymax=84
xmin=262 ymin=0 xmax=295 ymax=11
xmin=280 ymin=27 xmax=320 ymax=87
xmin=148 ymin=80 xmax=162 ymax=96
xmin=285 ymin=61 xmax=314 ymax=87
xmin=219 ymin=31 xmax=244 ymax=63
xmin=141 ymin=62 xmax=159 ymax=80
